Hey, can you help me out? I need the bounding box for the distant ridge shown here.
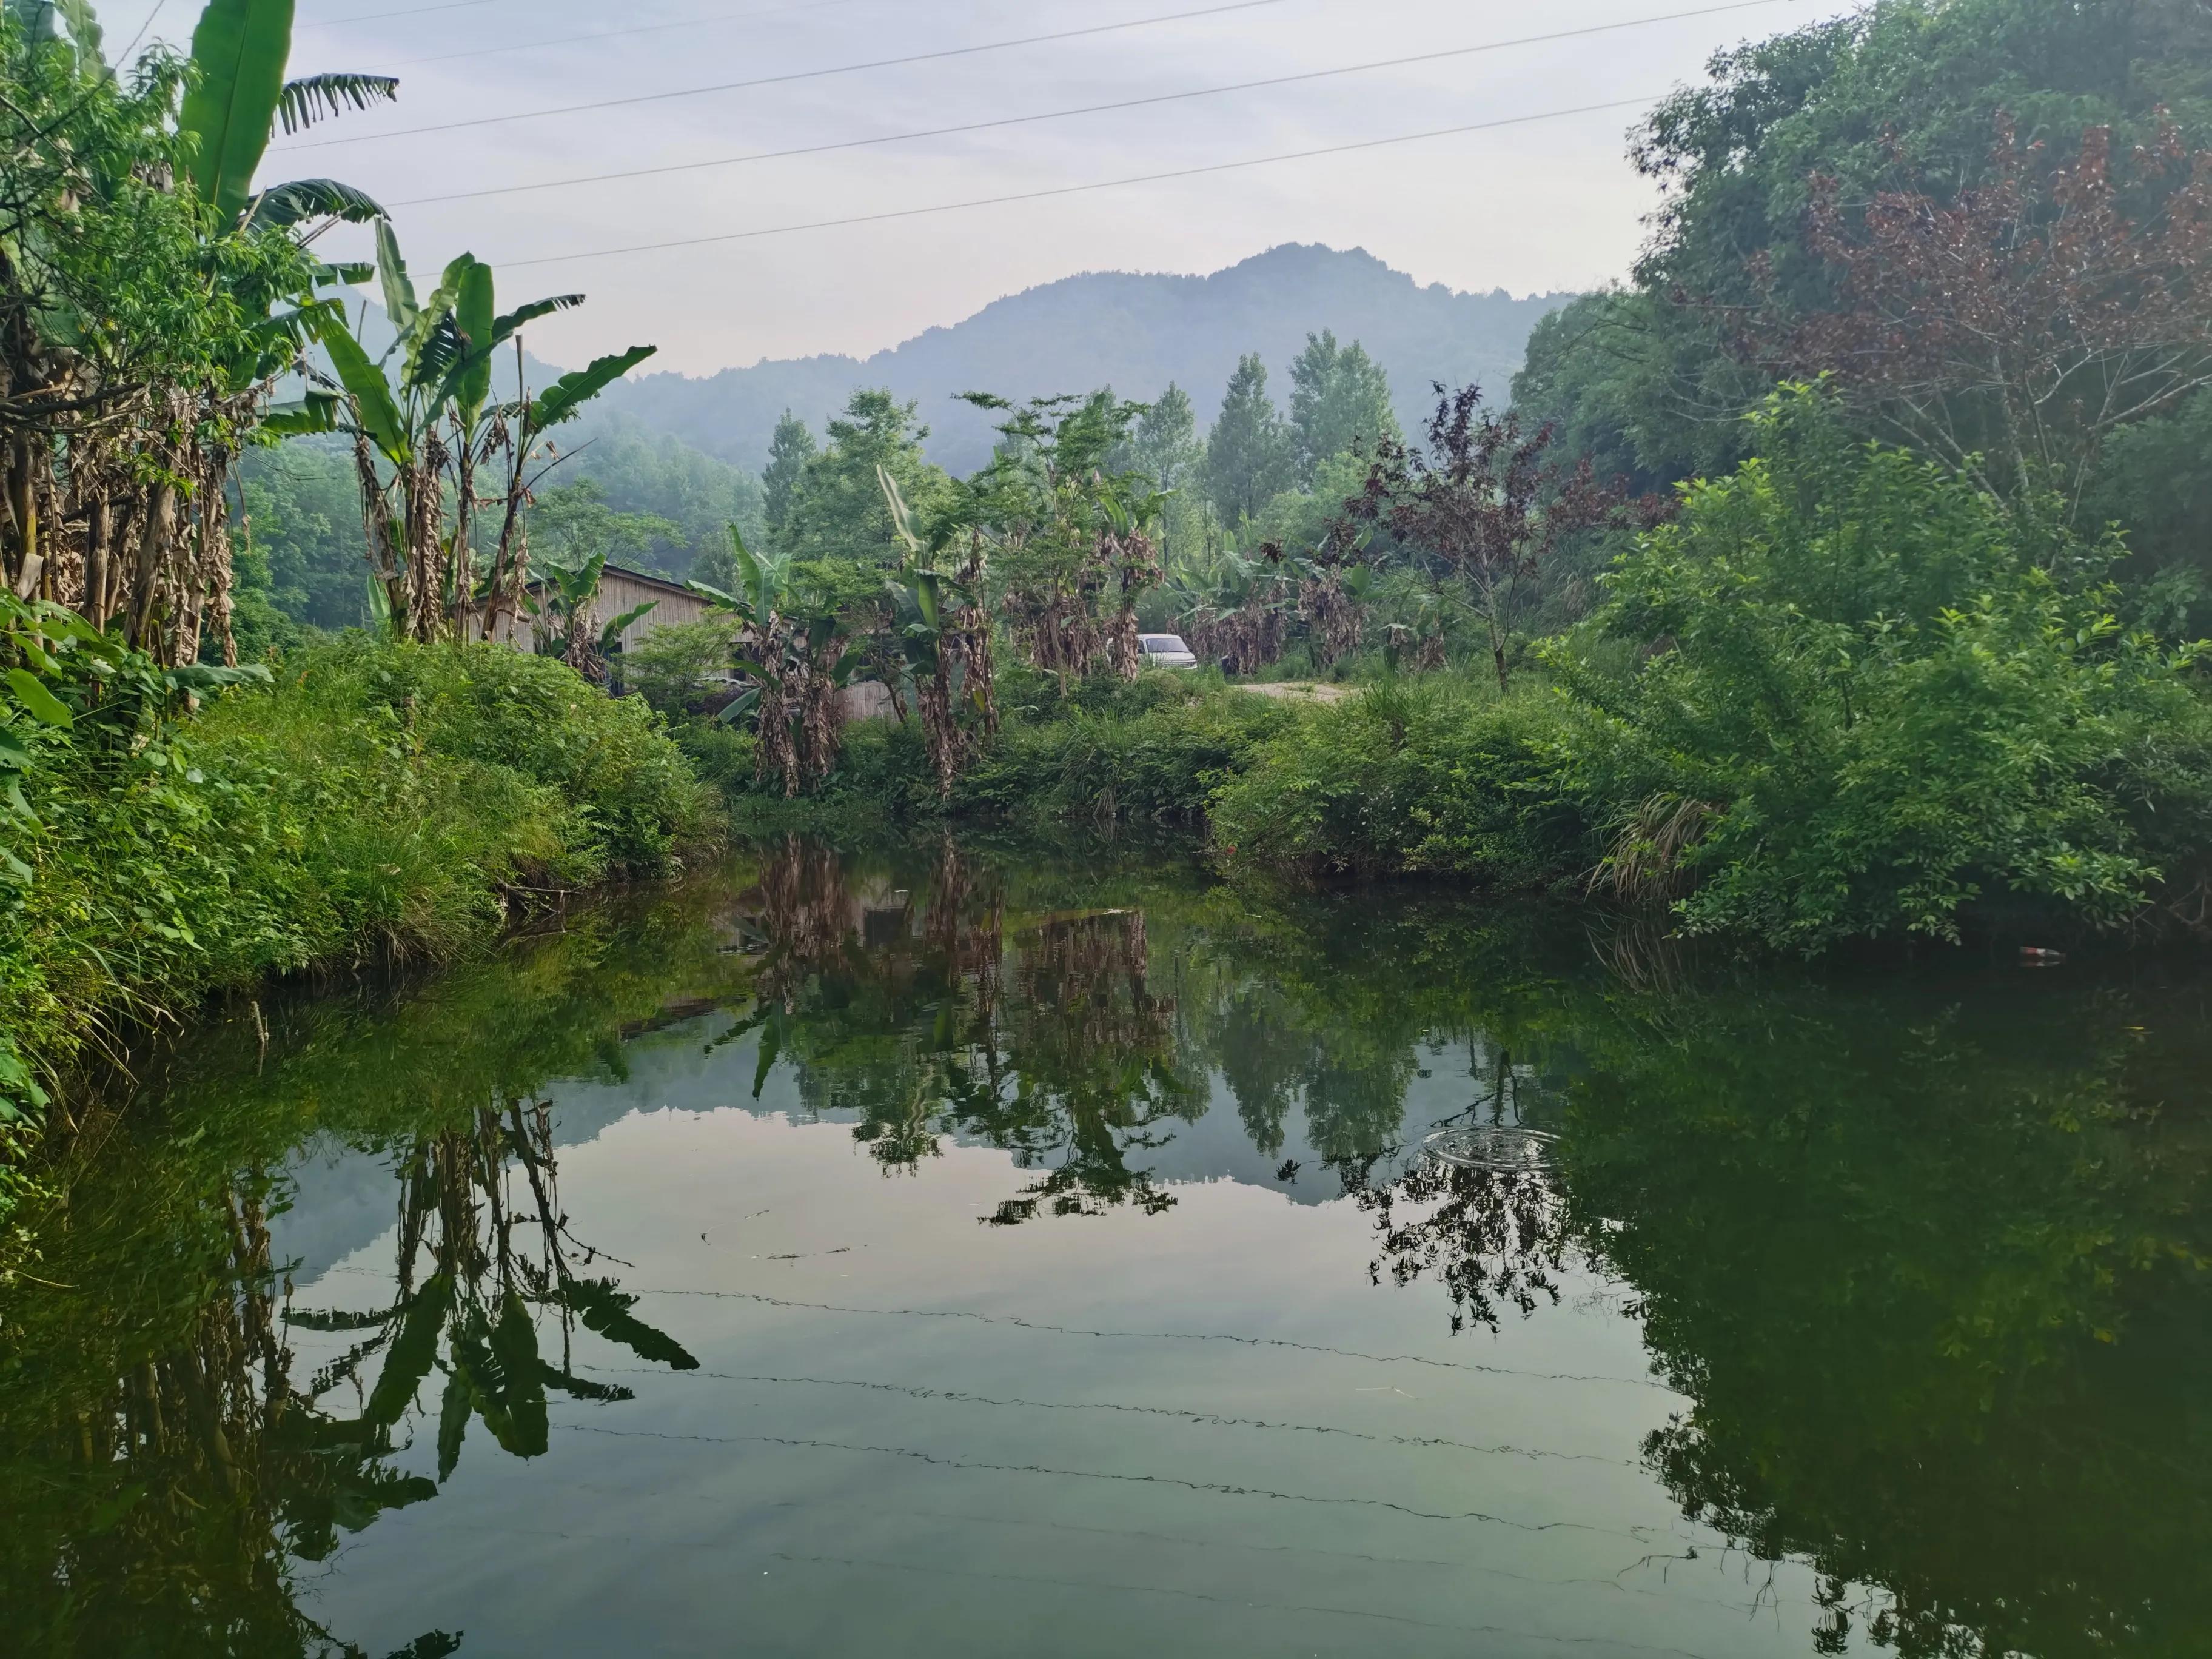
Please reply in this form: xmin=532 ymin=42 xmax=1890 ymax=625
xmin=598 ymin=244 xmax=1571 ymax=475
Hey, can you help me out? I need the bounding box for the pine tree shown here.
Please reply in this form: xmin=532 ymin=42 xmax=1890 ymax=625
xmin=1289 ymin=330 xmax=1399 ymax=484
xmin=1121 ymin=382 xmax=1204 ymax=492
xmin=780 ymin=390 xmax=951 ymax=565
xmin=761 ymin=410 xmax=818 ymax=547
xmin=1204 ymin=354 xmax=1293 ymax=527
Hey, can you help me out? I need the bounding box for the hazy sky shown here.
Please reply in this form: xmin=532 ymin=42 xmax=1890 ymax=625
xmin=105 ymin=0 xmax=1849 ymax=375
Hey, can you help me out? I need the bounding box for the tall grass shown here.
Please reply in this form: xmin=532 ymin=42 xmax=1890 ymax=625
xmin=1 ymin=639 xmax=717 ymax=1167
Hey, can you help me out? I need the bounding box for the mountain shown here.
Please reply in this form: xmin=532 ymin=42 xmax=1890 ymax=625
xmin=599 ymin=245 xmax=1571 ymax=476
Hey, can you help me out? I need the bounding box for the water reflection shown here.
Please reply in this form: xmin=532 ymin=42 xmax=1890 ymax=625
xmin=2 ymin=840 xmax=2209 ymax=1657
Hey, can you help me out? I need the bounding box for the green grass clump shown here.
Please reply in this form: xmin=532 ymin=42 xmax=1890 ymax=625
xmin=1208 ymin=678 xmax=1595 ymax=886
xmin=1 ymin=639 xmax=717 ymax=1153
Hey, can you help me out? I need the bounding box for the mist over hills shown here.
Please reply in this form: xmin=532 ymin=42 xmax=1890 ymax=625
xmin=595 ymin=244 xmax=1570 ymax=475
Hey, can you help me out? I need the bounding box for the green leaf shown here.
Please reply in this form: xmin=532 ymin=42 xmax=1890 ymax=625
xmin=246 ymin=177 xmax=387 ymax=232
xmin=538 ymin=1361 xmax=635 ymax=1403
xmin=451 ymin=257 xmax=496 ymax=421
xmin=364 ymin=1273 xmax=451 ymax=1429
xmin=263 ymin=390 xmax=341 ymax=437
xmin=484 ymin=1292 xmax=549 ymax=1456
xmin=752 ymin=1014 xmax=782 ymax=1099
xmin=179 ymin=0 xmax=295 ymax=224
xmin=435 ymin=1367 xmax=469 ymax=1482
xmin=491 ymin=293 xmax=583 ymax=346
xmin=374 ymin=216 xmax=418 ymax=334
xmin=275 ymin=71 xmax=400 ymax=134
xmin=313 ymin=309 xmax=409 ymax=464
xmin=5 ymin=669 xmax=72 ymax=728
xmin=528 ymin=345 xmax=657 ymax=432
xmin=559 ymin=1278 xmax=699 ymax=1371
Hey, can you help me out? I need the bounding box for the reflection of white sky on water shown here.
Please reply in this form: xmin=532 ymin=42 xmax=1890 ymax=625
xmin=274 ymin=1014 xmax=1539 ymax=1276
xmin=280 ymin=1027 xmax=1843 ymax=1658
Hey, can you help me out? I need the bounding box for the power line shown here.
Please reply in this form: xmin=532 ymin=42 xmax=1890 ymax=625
xmin=390 ymin=0 xmax=1799 ymax=209
xmin=384 ymin=0 xmax=876 ymax=68
xmin=276 ymin=0 xmax=1301 ymax=150
xmin=500 ymin=94 xmax=1661 ymax=269
xmin=296 ymin=0 xmax=501 ymax=26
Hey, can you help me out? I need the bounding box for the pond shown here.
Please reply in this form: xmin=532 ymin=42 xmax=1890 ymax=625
xmin=5 ymin=839 xmax=2211 ymax=1658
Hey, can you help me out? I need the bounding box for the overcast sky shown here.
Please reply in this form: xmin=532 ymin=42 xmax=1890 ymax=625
xmin=104 ymin=0 xmax=1849 ymax=375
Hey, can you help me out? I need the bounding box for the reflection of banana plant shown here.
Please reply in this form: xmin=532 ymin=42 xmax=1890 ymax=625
xmin=298 ymin=1108 xmax=697 ymax=1486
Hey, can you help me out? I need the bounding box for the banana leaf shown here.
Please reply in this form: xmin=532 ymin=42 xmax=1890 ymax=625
xmin=179 ymin=0 xmax=295 ymax=224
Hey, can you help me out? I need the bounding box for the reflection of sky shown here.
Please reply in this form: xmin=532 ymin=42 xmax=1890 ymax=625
xmin=272 ymin=1016 xmax=1543 ymax=1280
xmin=281 ymin=1098 xmax=1843 ymax=1658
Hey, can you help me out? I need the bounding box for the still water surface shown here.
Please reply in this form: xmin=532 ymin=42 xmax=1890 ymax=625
xmin=7 ymin=840 xmax=2211 ymax=1657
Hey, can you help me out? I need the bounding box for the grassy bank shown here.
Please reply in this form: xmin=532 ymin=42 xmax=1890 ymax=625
xmin=1 ymin=637 xmax=716 ymax=1225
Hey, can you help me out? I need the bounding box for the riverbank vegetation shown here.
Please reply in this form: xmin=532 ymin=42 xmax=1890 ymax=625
xmin=0 ymin=3 xmax=707 ymax=1219
xmin=633 ymin=0 xmax=2212 ymax=959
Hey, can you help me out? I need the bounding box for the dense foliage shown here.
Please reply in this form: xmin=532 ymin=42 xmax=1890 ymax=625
xmin=1 ymin=636 xmax=714 ymax=1168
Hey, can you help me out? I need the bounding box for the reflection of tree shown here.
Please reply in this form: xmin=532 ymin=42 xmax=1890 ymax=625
xmin=1 ymin=1167 xmax=460 ymax=1658
xmin=2 ymin=1111 xmax=693 ymax=1657
xmin=307 ymin=1107 xmax=697 ymax=1481
xmin=1349 ymin=1159 xmax=1570 ymax=1336
xmin=2 ymin=882 xmax=745 ymax=1658
xmin=1553 ymin=988 xmax=2212 ymax=1658
xmin=734 ymin=839 xmax=1203 ymax=1220
xmin=1337 ymin=957 xmax=2212 ymax=1658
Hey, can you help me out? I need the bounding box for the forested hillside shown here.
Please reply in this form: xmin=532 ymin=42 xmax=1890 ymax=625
xmin=600 ymin=244 xmax=1566 ymax=475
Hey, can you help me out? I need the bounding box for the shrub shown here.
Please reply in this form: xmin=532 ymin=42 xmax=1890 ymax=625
xmin=0 ymin=638 xmax=716 ymax=1141
xmin=1209 ymin=679 xmax=1594 ymax=884
xmin=955 ymin=679 xmax=1295 ymax=828
xmin=1549 ymin=387 xmax=2212 ymax=949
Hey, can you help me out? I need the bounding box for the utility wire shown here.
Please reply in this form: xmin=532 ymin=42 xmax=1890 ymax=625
xmin=391 ymin=0 xmax=1798 ymax=209
xmin=276 ymin=0 xmax=1300 ymax=150
xmin=501 ymin=93 xmax=1660 ymax=268
xmin=297 ymin=0 xmax=501 ymax=26
xmin=384 ymin=0 xmax=877 ymax=68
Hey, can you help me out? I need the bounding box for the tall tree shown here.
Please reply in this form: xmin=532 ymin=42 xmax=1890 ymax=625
xmin=1119 ymin=382 xmax=1204 ymax=493
xmin=760 ymin=409 xmax=816 ymax=548
xmin=1519 ymin=0 xmax=2212 ymax=491
xmin=1204 ymin=354 xmax=1293 ymax=527
xmin=780 ymin=390 xmax=949 ymax=565
xmin=1289 ymin=330 xmax=1399 ymax=483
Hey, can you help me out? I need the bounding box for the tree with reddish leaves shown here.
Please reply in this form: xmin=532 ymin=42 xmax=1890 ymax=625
xmin=1746 ymin=113 xmax=2212 ymax=520
xmin=1339 ymin=384 xmax=1618 ymax=691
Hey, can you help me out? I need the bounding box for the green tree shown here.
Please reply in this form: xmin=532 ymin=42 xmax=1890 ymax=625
xmin=235 ymin=440 xmax=370 ymax=631
xmin=1553 ymin=386 xmax=2212 ymax=949
xmin=1518 ymin=0 xmax=2212 ymax=498
xmin=780 ymin=390 xmax=950 ymax=566
xmin=760 ymin=408 xmax=817 ymax=548
xmin=1204 ymin=354 xmax=1293 ymax=527
xmin=1119 ymin=382 xmax=1205 ymax=493
xmin=1287 ymin=329 xmax=1399 ymax=483
xmin=564 ymin=413 xmax=763 ymax=580
xmin=526 ymin=480 xmax=683 ymax=573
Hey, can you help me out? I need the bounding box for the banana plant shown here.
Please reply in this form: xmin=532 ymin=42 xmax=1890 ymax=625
xmin=689 ymin=526 xmax=856 ymax=795
xmin=300 ymin=224 xmax=643 ymax=644
xmin=178 ymin=0 xmax=397 ymax=236
xmin=520 ymin=550 xmax=654 ymax=685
